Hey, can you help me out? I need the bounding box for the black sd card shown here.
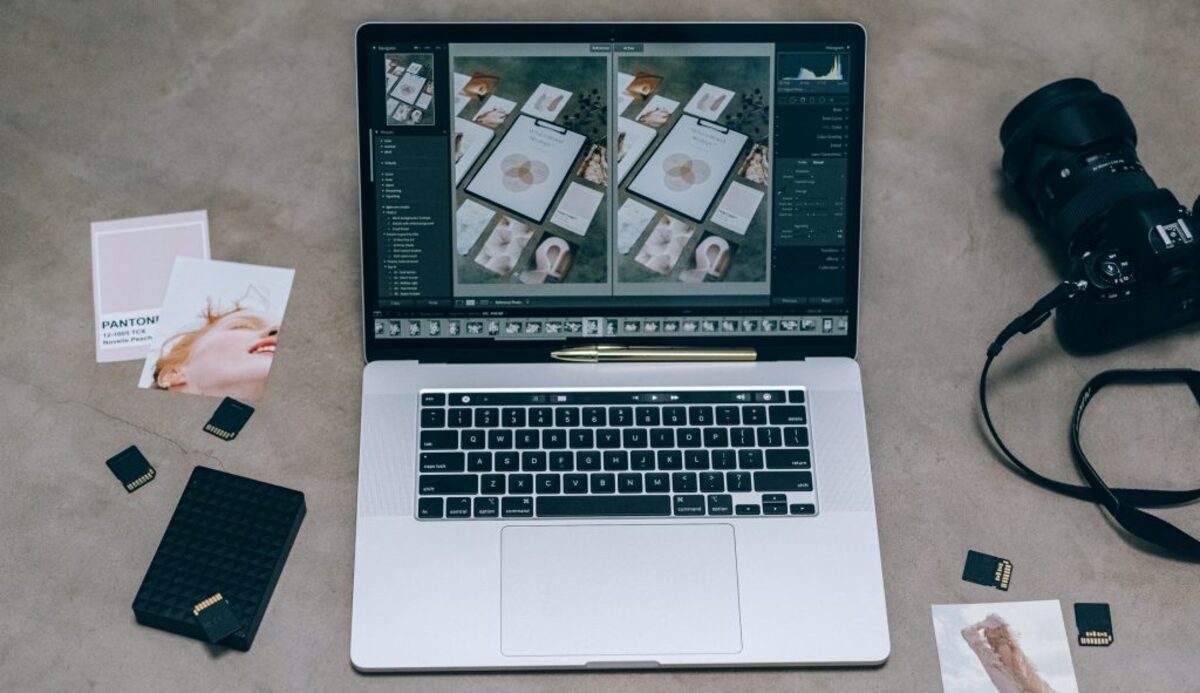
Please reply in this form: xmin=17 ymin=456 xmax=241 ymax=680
xmin=192 ymin=593 xmax=243 ymax=644
xmin=204 ymin=398 xmax=254 ymax=441
xmin=105 ymin=445 xmax=156 ymax=493
xmin=962 ymin=549 xmax=1012 ymax=591
xmin=1075 ymin=602 xmax=1114 ymax=646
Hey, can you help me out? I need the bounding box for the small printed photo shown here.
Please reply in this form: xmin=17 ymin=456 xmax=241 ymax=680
xmin=453 ymin=72 xmax=471 ymax=115
xmin=684 ymin=82 xmax=736 ymax=120
xmin=931 ymin=601 xmax=1079 ymax=693
xmin=138 ymin=258 xmax=294 ymax=403
xmin=550 ymin=182 xmax=604 ymax=237
xmin=456 ymin=198 xmax=497 ymax=256
xmin=575 ymin=144 xmax=609 ymax=186
xmin=617 ymin=197 xmax=657 ymax=255
xmin=521 ymin=83 xmax=572 ymax=121
xmin=616 ymin=117 xmax=657 ymax=183
xmin=737 ymin=143 xmax=770 ymax=185
xmin=679 ymin=233 xmax=736 ymax=283
xmin=453 ymin=117 xmax=495 ymax=184
xmin=474 ymin=215 xmax=534 ymax=276
xmin=636 ymin=95 xmax=680 ymax=128
xmin=616 ymin=71 xmax=635 ymax=114
xmin=627 ymin=71 xmax=663 ymax=98
xmin=406 ymin=62 xmax=423 ymax=75
xmin=520 ymin=233 xmax=577 ymax=284
xmin=634 ymin=214 xmax=696 ymax=276
xmin=473 ymin=95 xmax=517 ymax=129
xmin=391 ymin=102 xmax=411 ymax=123
xmin=415 ymin=92 xmax=432 ymax=111
xmin=463 ymin=72 xmax=500 ymax=100
xmin=407 ymin=108 xmax=424 ymax=124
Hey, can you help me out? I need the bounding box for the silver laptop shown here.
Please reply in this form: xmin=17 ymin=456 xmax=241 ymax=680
xmin=351 ymin=22 xmax=888 ymax=670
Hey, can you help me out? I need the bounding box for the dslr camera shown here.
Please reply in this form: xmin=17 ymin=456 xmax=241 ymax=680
xmin=1000 ymin=78 xmax=1200 ymax=352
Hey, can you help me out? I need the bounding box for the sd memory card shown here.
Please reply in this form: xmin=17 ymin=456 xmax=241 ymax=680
xmin=962 ymin=549 xmax=1012 ymax=591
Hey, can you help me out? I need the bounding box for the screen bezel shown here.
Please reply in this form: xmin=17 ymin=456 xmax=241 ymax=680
xmin=356 ymin=22 xmax=866 ymax=363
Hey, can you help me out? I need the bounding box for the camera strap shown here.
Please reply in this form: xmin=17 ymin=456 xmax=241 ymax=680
xmin=981 ymin=282 xmax=1200 ymax=559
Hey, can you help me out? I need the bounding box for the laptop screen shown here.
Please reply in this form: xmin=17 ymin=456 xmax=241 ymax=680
xmin=356 ymin=24 xmax=865 ymax=360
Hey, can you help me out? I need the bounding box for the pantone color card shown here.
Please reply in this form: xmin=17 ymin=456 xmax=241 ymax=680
xmin=90 ymin=211 xmax=211 ymax=363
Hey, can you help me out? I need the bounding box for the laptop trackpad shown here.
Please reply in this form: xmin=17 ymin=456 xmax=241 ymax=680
xmin=500 ymin=523 xmax=743 ymax=657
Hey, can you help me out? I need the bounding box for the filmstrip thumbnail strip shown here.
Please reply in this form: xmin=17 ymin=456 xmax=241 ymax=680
xmin=375 ymin=315 xmax=849 ymax=339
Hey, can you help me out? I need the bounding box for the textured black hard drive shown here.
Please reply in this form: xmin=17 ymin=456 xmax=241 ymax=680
xmin=131 ymin=466 xmax=305 ymax=651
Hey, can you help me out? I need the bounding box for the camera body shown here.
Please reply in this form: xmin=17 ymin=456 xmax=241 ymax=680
xmin=1000 ymin=79 xmax=1200 ymax=352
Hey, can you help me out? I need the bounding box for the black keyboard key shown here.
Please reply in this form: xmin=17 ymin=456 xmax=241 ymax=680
xmin=448 ymin=408 xmax=472 ymax=427
xmin=536 ymin=474 xmax=561 ymax=494
xmin=677 ymin=428 xmax=702 ymax=448
xmin=420 ymin=408 xmax=445 ymax=428
xmin=537 ymin=495 xmax=671 ymax=517
xmin=446 ymin=497 xmax=471 ymax=518
xmin=466 ymin=452 xmax=491 ymax=472
xmin=650 ymin=428 xmax=675 ymax=448
xmin=618 ymin=473 xmax=643 ymax=493
xmin=756 ymin=427 xmax=782 ymax=447
xmin=419 ymin=474 xmax=478 ymax=495
xmin=673 ymin=495 xmax=706 ymax=516
xmin=742 ymin=406 xmax=766 ymax=425
xmin=738 ymin=449 xmax=764 ymax=469
xmin=766 ymin=449 xmax=811 ymax=469
xmin=622 ymin=428 xmax=648 ymax=448
xmin=656 ymin=450 xmax=683 ymax=470
xmin=461 ymin=429 xmax=486 ymax=450
xmin=764 ymin=503 xmax=788 ymax=515
xmin=790 ymin=503 xmax=817 ymax=515
xmin=508 ymin=474 xmax=533 ymax=494
xmin=645 ymin=473 xmax=669 ymax=492
xmin=502 ymin=407 xmax=526 ymax=427
xmin=753 ymin=471 xmax=813 ymax=492
xmin=494 ymin=451 xmax=520 ymax=472
xmin=502 ymin=496 xmax=534 ymax=517
xmin=481 ymin=474 xmax=505 ymax=494
xmin=700 ymin=472 xmax=725 ymax=492
xmin=569 ymin=429 xmax=594 ymax=448
xmin=663 ymin=406 xmax=686 ymax=425
xmin=688 ymin=406 xmax=714 ymax=426
xmin=609 ymin=407 xmax=633 ymax=427
xmin=704 ymin=428 xmax=729 ymax=448
xmin=582 ymin=407 xmax=607 ymax=426
xmin=542 ymin=429 xmax=567 ymax=449
xmin=763 ymin=493 xmax=787 ymax=503
xmin=487 ymin=430 xmax=512 ymax=449
xmin=784 ymin=427 xmax=810 ymax=447
xmin=530 ymin=407 xmax=553 ymax=427
xmin=685 ymin=450 xmax=710 ymax=470
xmin=563 ymin=474 xmax=588 ymax=494
xmin=515 ymin=429 xmax=539 ymax=449
xmin=603 ymin=451 xmax=629 ymax=470
xmin=418 ymin=497 xmax=444 ymax=518
xmin=549 ymin=451 xmax=574 ymax=471
xmin=554 ymin=407 xmax=580 ymax=427
xmin=576 ymin=450 xmax=602 ymax=471
xmin=590 ymin=473 xmax=616 ymax=494
xmin=671 ymin=472 xmax=698 ymax=493
xmin=474 ymin=497 xmax=499 ymax=518
xmin=420 ymin=430 xmax=457 ymax=450
xmin=521 ymin=452 xmax=548 ymax=472
xmin=596 ymin=429 xmax=621 ymax=448
xmin=788 ymin=390 xmax=806 ymax=403
xmin=730 ymin=427 xmax=755 ymax=447
xmin=727 ymin=472 xmax=752 ymax=493
xmin=635 ymin=407 xmax=660 ymax=426
xmin=715 ymin=406 xmax=740 ymax=425
xmin=712 ymin=449 xmax=737 ymax=469
xmin=421 ymin=392 xmax=446 ymax=406
xmin=475 ymin=408 xmax=499 ymax=427
xmin=769 ymin=405 xmax=807 ymax=425
xmin=420 ymin=452 xmax=465 ymax=472
xmin=631 ymin=450 xmax=655 ymax=470
xmin=707 ymin=494 xmax=733 ymax=515
xmin=735 ymin=504 xmax=762 ymax=516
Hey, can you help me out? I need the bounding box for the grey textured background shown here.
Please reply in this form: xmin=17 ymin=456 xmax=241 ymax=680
xmin=2 ymin=1 xmax=1198 ymax=691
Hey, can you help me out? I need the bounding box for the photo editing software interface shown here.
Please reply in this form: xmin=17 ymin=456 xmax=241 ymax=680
xmin=365 ymin=40 xmax=854 ymax=341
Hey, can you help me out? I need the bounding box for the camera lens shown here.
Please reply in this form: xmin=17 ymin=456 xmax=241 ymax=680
xmin=1000 ymin=79 xmax=1157 ymax=251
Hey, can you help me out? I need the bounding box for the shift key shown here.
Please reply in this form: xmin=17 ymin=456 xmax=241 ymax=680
xmin=419 ymin=474 xmax=478 ymax=495
xmin=753 ymin=471 xmax=813 ymax=492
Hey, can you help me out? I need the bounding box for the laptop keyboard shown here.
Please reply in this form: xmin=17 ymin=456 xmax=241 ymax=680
xmin=414 ymin=389 xmax=816 ymax=520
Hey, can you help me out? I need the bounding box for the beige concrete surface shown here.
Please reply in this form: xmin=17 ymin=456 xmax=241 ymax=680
xmin=2 ymin=1 xmax=1199 ymax=691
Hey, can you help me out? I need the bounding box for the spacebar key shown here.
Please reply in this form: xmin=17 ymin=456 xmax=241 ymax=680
xmin=537 ymin=496 xmax=671 ymax=517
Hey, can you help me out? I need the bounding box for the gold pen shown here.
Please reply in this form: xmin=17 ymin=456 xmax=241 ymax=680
xmin=551 ymin=344 xmax=757 ymax=363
